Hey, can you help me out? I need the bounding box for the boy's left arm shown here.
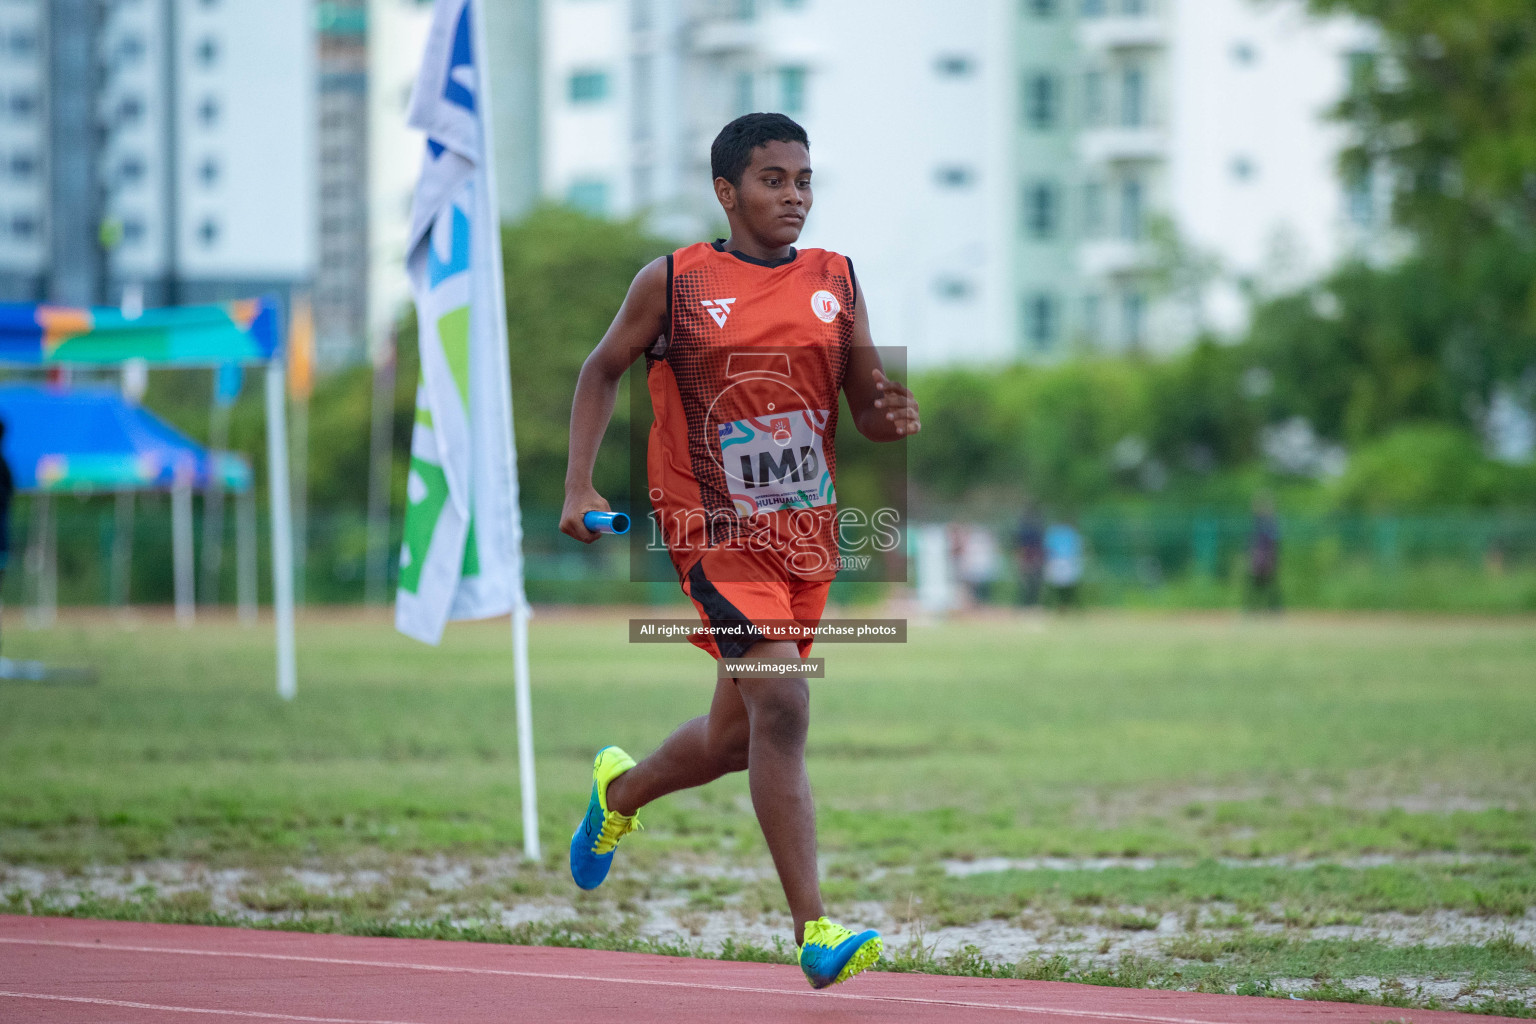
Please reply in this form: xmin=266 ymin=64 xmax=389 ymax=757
xmin=844 ymin=278 xmax=921 ymax=441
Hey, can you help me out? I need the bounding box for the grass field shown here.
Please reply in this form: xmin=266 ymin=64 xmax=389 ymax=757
xmin=2 ymin=608 xmax=1534 ymax=1015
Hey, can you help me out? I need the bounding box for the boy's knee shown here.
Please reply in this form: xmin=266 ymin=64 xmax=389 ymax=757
xmin=709 ymin=720 xmax=751 ymax=773
xmin=750 ymin=685 xmax=810 ymax=750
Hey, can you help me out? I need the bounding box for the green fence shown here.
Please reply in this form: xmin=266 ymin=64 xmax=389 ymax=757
xmin=7 ymin=496 xmax=1535 ymax=613
xmin=1067 ymin=510 xmax=1536 ymax=612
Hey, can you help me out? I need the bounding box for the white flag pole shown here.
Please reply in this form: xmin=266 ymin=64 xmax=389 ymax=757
xmin=265 ymin=358 xmax=298 ymax=700
xmin=468 ymin=0 xmax=539 ymax=862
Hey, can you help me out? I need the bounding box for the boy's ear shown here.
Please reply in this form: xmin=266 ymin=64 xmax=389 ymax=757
xmin=713 ymin=176 xmax=737 ymax=211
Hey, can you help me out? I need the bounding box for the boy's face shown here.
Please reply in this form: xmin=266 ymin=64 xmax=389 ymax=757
xmin=716 ymin=140 xmax=812 ymax=247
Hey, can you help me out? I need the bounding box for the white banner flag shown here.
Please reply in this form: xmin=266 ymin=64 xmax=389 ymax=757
xmin=397 ymin=0 xmax=526 ymax=644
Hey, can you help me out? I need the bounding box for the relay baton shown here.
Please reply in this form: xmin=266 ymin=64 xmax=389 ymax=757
xmin=583 ymin=510 xmax=631 ymax=535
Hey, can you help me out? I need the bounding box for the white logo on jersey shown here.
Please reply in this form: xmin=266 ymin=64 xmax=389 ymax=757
xmin=700 ymin=297 xmax=737 ymax=328
xmin=811 ymin=290 xmax=841 ymax=323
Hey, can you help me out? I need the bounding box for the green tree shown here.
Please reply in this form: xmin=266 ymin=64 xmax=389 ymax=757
xmin=1306 ymin=0 xmax=1536 ymax=405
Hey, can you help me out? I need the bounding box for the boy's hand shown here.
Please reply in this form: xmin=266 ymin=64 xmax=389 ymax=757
xmin=561 ymin=488 xmax=612 ymax=544
xmin=872 ymin=368 xmax=921 ymax=437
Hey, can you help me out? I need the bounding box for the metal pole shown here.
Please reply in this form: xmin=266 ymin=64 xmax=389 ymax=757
xmin=110 ymin=490 xmax=134 ymax=606
xmin=202 ymin=380 xmax=231 ymax=604
xmin=265 ymin=361 xmax=297 ymax=700
xmin=26 ymin=494 xmax=55 ymax=629
xmin=172 ymin=479 xmax=195 ymax=626
xmin=43 ymin=496 xmax=56 ymax=626
xmin=470 ymin=0 xmax=539 ymax=861
xmin=236 ymin=487 xmax=257 ymax=626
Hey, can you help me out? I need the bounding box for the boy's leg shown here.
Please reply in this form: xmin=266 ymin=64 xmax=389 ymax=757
xmin=609 ymin=636 xmax=825 ymax=945
xmin=733 ymin=638 xmax=825 ymax=946
xmin=604 ymin=674 xmax=751 ymax=816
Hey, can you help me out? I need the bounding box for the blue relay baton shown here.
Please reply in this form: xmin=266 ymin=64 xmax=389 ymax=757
xmin=583 ymin=510 xmax=631 ymax=535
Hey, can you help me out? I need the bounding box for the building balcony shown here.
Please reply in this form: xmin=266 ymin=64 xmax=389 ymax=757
xmin=690 ymin=18 xmax=760 ymax=55
xmin=1079 ymin=238 xmax=1151 ymax=278
xmin=1079 ymin=125 xmax=1166 ymax=165
xmin=1077 ymin=14 xmax=1166 ymax=52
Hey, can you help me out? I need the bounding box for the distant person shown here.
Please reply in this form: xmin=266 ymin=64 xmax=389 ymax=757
xmin=957 ymin=525 xmax=1001 ymax=606
xmin=0 ymin=418 xmax=11 ymax=657
xmin=1247 ymin=497 xmax=1281 ymax=612
xmin=1014 ymin=506 xmax=1045 ymax=607
xmin=1044 ymin=520 xmax=1085 ymax=608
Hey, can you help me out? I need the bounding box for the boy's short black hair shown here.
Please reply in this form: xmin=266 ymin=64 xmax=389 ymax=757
xmin=710 ymin=112 xmax=810 ymax=187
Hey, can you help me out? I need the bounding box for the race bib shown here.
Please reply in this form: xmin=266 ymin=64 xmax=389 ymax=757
xmin=718 ymin=409 xmax=833 ymax=516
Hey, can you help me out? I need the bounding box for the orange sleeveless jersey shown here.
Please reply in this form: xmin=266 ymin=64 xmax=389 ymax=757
xmin=646 ymin=241 xmax=857 ymax=583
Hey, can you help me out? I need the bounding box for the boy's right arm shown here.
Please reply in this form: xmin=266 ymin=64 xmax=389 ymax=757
xmin=560 ymin=256 xmax=670 ymax=543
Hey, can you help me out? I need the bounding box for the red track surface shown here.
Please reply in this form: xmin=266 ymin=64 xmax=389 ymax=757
xmin=0 ymin=916 xmax=1521 ymax=1024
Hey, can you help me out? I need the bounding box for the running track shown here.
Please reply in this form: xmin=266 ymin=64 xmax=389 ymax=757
xmin=0 ymin=916 xmax=1521 ymax=1023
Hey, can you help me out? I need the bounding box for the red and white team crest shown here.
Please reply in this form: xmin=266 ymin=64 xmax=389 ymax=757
xmin=810 ymin=290 xmax=841 ymax=323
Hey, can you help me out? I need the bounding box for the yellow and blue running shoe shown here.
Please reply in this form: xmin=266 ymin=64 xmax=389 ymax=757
xmin=799 ymin=917 xmax=882 ymax=989
xmin=569 ymin=746 xmax=641 ymax=890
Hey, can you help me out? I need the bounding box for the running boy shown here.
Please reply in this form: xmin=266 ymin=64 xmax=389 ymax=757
xmin=559 ymin=113 xmax=920 ymax=990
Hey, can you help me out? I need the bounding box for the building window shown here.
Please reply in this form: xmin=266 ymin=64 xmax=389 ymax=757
xmin=733 ymin=0 xmax=757 ymax=18
xmin=1081 ymin=293 xmax=1103 ymax=340
xmin=1081 ymin=0 xmax=1108 ymax=15
xmin=781 ymin=0 xmax=807 ymax=8
xmin=8 ymin=30 xmax=38 ymax=56
xmin=1230 ymin=155 xmax=1256 ymax=181
xmin=733 ymin=71 xmax=754 ymax=116
xmin=1027 ymin=0 xmax=1058 ymax=16
xmin=1082 ymin=180 xmax=1105 ymax=236
xmin=1346 ymin=50 xmax=1377 ymax=97
xmin=1082 ymin=70 xmax=1105 ymax=126
xmin=1025 ymin=293 xmax=1058 ymax=349
xmin=567 ymin=179 xmax=610 ymax=216
xmin=118 ymin=155 xmax=147 ymax=184
xmin=122 ymin=218 xmax=146 ymax=244
xmin=8 ymin=92 xmax=38 ymax=118
xmin=1232 ymin=41 xmax=1257 ymax=65
xmin=1345 ymin=170 xmax=1374 ymax=226
xmin=1024 ymin=73 xmax=1058 ymax=129
xmin=1119 ymin=176 xmax=1145 ymax=240
xmin=935 ymin=277 xmax=972 ymax=300
xmin=1121 ymin=0 xmax=1150 ymax=13
xmin=935 ymin=165 xmax=974 ymax=188
xmin=117 ymin=34 xmax=145 ymax=63
xmin=778 ymin=66 xmax=807 ymax=115
xmin=936 ymin=55 xmax=974 ymax=77
xmin=198 ymin=218 xmax=220 ymax=247
xmin=117 ymin=94 xmax=145 ymax=125
xmin=198 ymin=96 xmax=220 ymax=126
xmin=1120 ymin=66 xmax=1147 ymax=127
xmin=196 ymin=36 xmax=219 ymax=67
xmin=1024 ymin=181 xmax=1058 ymax=238
xmin=1123 ymin=291 xmax=1147 ymax=348
xmin=8 ymin=152 xmax=37 ymax=179
xmin=568 ymin=70 xmax=610 ymax=103
xmin=10 ymin=214 xmax=37 ymax=239
xmin=200 ymin=157 xmax=220 ymax=186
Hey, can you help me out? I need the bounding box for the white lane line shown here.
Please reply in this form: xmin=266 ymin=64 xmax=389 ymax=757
xmin=0 ymin=990 xmax=427 ymax=1024
xmin=0 ymin=935 xmax=1239 ymax=1024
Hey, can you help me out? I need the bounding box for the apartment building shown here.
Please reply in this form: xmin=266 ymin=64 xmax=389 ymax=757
xmin=0 ymin=0 xmax=316 ymax=310
xmin=1016 ymin=0 xmax=1378 ymax=355
xmin=533 ymin=0 xmax=1376 ymax=365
